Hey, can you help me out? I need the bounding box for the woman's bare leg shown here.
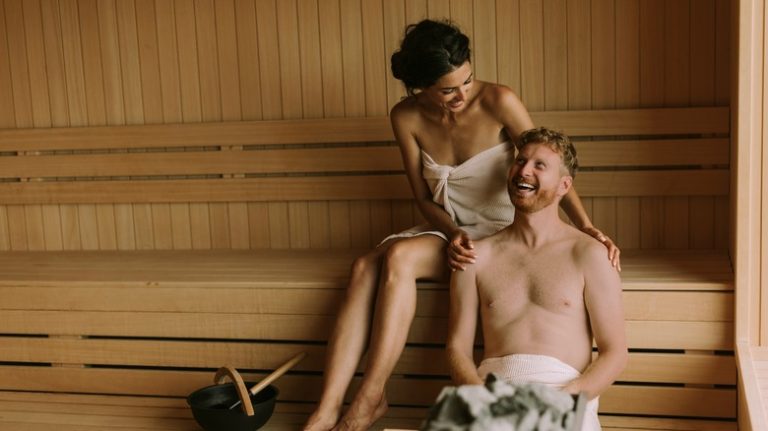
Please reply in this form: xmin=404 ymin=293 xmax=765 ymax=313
xmin=333 ymin=235 xmax=448 ymax=431
xmin=303 ymin=242 xmax=395 ymax=431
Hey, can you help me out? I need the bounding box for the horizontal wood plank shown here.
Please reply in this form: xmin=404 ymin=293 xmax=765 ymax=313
xmin=0 ymin=337 xmax=735 ymax=384
xmin=574 ymin=138 xmax=729 ymax=167
xmin=0 ymin=107 xmax=729 ymax=151
xmin=0 ymin=170 xmax=730 ymax=204
xmin=0 ymin=367 xmax=736 ymax=418
xmin=0 ymin=411 xmax=196 ymax=431
xmin=534 ymin=107 xmax=729 ymax=136
xmin=0 ymin=138 xmax=728 ymax=179
xmin=0 ymin=147 xmax=404 ymax=179
xmin=0 ymin=286 xmax=733 ymax=321
xmin=600 ymin=385 xmax=735 ymax=418
xmin=0 ymin=311 xmax=733 ymax=349
xmin=0 ymin=392 xmax=738 ymax=431
xmin=0 ymin=249 xmax=733 ymax=291
xmin=599 ymin=415 xmax=736 ymax=431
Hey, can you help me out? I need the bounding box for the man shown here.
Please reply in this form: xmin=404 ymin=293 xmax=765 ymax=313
xmin=446 ymin=127 xmax=627 ymax=430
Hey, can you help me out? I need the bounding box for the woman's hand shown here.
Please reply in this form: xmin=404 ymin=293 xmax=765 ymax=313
xmin=581 ymin=226 xmax=621 ymax=271
xmin=447 ymin=229 xmax=476 ymax=271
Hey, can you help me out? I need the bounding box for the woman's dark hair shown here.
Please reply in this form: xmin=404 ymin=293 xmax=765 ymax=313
xmin=390 ymin=19 xmax=471 ymax=95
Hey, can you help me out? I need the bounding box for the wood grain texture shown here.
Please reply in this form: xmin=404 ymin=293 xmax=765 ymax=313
xmin=0 ymin=393 xmax=739 ymax=430
xmin=0 ymin=367 xmax=735 ymax=417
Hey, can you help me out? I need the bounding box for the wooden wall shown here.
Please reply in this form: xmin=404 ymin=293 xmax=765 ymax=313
xmin=733 ymin=0 xmax=767 ymax=428
xmin=0 ymin=0 xmax=731 ymax=251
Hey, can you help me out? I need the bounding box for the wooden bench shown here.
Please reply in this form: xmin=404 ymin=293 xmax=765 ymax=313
xmin=0 ymin=108 xmax=736 ymax=430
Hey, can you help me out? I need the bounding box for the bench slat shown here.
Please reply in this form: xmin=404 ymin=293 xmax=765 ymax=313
xmin=600 ymin=385 xmax=735 ymax=418
xmin=0 ymin=368 xmax=735 ymax=418
xmin=534 ymin=107 xmax=729 ymax=136
xmin=0 ymin=287 xmax=733 ymax=321
xmin=0 ymin=411 xmax=196 ymax=431
xmin=0 ymin=107 xmax=728 ymax=151
xmin=0 ymin=311 xmax=733 ymax=349
xmin=599 ymin=416 xmax=736 ymax=431
xmin=0 ymin=392 xmax=737 ymax=431
xmin=0 ymin=147 xmax=404 ymax=178
xmin=0 ymin=138 xmax=729 ymax=179
xmin=0 ymin=250 xmax=736 ymax=291
xmin=575 ymin=138 xmax=729 ymax=167
xmin=0 ymin=170 xmax=730 ymax=204
xmin=0 ymin=117 xmax=396 ymax=150
xmin=0 ymin=337 xmax=735 ymax=384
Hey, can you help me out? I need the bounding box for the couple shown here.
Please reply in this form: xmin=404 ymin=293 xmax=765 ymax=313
xmin=304 ymin=20 xmax=626 ymax=431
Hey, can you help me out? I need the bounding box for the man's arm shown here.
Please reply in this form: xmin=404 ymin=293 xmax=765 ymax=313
xmin=446 ymin=263 xmax=483 ymax=385
xmin=563 ymin=242 xmax=628 ymax=399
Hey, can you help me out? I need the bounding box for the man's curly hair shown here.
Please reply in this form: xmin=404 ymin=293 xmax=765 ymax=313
xmin=517 ymin=127 xmax=578 ymax=177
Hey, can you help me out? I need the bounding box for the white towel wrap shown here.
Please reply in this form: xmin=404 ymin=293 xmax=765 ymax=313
xmin=478 ymin=353 xmax=602 ymax=431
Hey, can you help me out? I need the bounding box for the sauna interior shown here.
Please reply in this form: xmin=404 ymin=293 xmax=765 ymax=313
xmin=0 ymin=0 xmax=767 ymax=430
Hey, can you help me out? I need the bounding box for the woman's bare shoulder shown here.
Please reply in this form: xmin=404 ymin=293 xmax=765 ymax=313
xmin=477 ymin=82 xmax=533 ymax=135
xmin=390 ymin=97 xmax=422 ymax=133
xmin=478 ymin=83 xmax=523 ymax=110
xmin=390 ymin=95 xmax=419 ymax=118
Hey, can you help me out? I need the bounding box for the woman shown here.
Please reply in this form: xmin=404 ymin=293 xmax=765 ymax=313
xmin=304 ymin=19 xmax=619 ymax=431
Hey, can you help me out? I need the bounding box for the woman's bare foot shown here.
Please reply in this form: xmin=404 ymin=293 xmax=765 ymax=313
xmin=303 ymin=408 xmax=340 ymax=431
xmin=332 ymin=394 xmax=388 ymax=431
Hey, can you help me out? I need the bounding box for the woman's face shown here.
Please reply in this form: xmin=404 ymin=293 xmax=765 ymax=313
xmin=422 ymin=61 xmax=473 ymax=113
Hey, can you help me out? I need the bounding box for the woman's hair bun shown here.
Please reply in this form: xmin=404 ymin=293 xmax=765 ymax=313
xmin=390 ymin=19 xmax=470 ymax=94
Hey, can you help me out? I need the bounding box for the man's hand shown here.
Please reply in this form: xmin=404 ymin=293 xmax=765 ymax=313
xmin=581 ymin=226 xmax=621 ymax=271
xmin=561 ymin=380 xmax=581 ymax=396
xmin=447 ymin=229 xmax=476 ymax=271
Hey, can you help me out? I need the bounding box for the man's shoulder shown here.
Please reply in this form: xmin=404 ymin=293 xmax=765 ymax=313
xmin=565 ymin=226 xmax=609 ymax=267
xmin=471 ymin=235 xmax=496 ymax=262
xmin=469 ymin=231 xmax=512 ymax=269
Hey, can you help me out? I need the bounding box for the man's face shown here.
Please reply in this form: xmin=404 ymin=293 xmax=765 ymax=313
xmin=507 ymin=143 xmax=571 ymax=214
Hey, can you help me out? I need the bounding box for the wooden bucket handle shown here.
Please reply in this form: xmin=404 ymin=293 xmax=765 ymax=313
xmin=214 ymin=366 xmax=255 ymax=416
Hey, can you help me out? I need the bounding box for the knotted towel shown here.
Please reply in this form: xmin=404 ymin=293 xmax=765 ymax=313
xmin=381 ymin=142 xmax=514 ymax=244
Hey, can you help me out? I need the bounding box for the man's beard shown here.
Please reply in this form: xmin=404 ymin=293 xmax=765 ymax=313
xmin=509 ymin=187 xmax=559 ymax=214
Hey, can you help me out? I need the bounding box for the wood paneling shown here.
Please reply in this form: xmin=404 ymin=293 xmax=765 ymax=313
xmin=0 ymin=248 xmax=737 ymax=421
xmin=0 ymin=139 xmax=728 ymax=178
xmin=0 ymin=106 xmax=729 ymax=250
xmin=0 ymin=367 xmax=736 ymax=418
xmin=0 ymin=0 xmax=722 ymax=122
xmin=0 ymin=107 xmax=729 ymax=151
xmin=0 ymin=0 xmax=730 ymax=252
xmin=0 ymin=338 xmax=736 ymax=385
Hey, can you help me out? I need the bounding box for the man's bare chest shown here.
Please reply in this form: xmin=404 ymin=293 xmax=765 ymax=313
xmin=477 ymin=260 xmax=585 ymax=316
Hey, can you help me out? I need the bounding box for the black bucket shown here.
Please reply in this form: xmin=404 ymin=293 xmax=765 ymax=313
xmin=187 ymin=382 xmax=278 ymax=431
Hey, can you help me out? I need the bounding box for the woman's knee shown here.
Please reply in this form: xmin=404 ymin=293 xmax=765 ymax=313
xmin=381 ymin=240 xmax=425 ymax=281
xmin=382 ymin=237 xmax=446 ymax=283
xmin=347 ymin=252 xmax=381 ymax=292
